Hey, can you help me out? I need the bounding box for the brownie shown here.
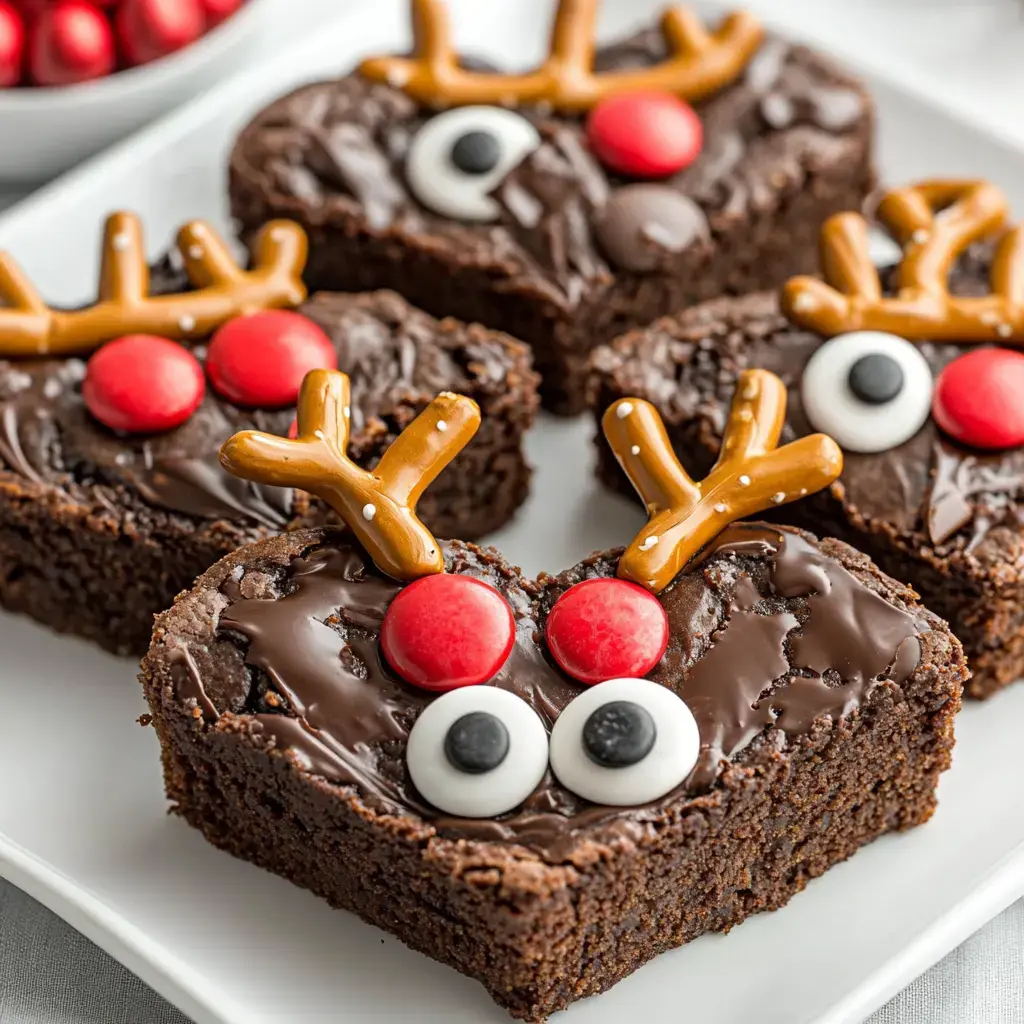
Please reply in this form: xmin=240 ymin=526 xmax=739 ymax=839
xmin=228 ymin=10 xmax=875 ymax=414
xmin=0 ymin=273 xmax=537 ymax=656
xmin=141 ymin=523 xmax=965 ymax=1020
xmin=588 ymin=237 xmax=1022 ymax=698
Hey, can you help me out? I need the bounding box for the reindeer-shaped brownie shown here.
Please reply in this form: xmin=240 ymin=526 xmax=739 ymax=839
xmin=141 ymin=365 xmax=964 ymax=1019
xmin=0 ymin=213 xmax=537 ymax=654
xmin=229 ymin=0 xmax=874 ymax=413
xmin=591 ymin=177 xmax=1024 ymax=699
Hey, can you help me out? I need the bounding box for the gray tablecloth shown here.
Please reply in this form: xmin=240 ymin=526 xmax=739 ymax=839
xmin=1 ymin=878 xmax=1022 ymax=1023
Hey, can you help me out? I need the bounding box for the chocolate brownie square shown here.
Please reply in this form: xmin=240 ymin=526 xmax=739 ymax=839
xmin=228 ymin=3 xmax=875 ymax=414
xmin=0 ymin=216 xmax=537 ymax=655
xmin=589 ymin=179 xmax=1024 ymax=698
xmin=141 ymin=365 xmax=964 ymax=1021
xmin=141 ymin=522 xmax=964 ymax=1020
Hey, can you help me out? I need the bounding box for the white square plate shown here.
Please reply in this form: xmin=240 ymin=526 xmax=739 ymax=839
xmin=2 ymin=3 xmax=1024 ymax=1022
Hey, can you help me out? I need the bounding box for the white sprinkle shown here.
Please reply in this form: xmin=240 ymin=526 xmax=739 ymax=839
xmin=42 ymin=378 xmax=61 ymax=399
xmin=800 ymin=488 xmax=808 ymax=496
xmin=738 ymin=474 xmax=751 ymax=486
xmin=190 ymin=223 xmax=206 ymax=236
xmin=630 ymin=444 xmax=640 ymax=455
xmin=772 ymin=491 xmax=786 ymax=504
xmin=270 ymin=226 xmax=288 ymax=242
xmin=713 ymin=502 xmax=727 ymax=513
xmin=385 ymin=66 xmax=411 ymax=87
xmin=616 ymin=402 xmax=634 ymax=419
xmin=639 ymin=535 xmax=659 ymax=552
xmin=791 ymin=293 xmax=815 ymax=313
xmin=188 ymin=244 xmax=204 ymax=260
xmin=911 ymin=228 xmax=929 ymax=245
xmin=111 ymin=232 xmax=130 ymax=252
xmin=179 ymin=314 xmax=196 ymax=332
xmin=362 ymin=503 xmax=377 ymax=521
xmin=343 ymin=405 xmax=351 ymax=418
xmin=437 ymin=419 xmax=448 ymax=433
xmin=997 ymin=323 xmax=1014 ymax=338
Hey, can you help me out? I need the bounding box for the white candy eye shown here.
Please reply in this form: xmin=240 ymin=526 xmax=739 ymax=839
xmin=801 ymin=331 xmax=933 ymax=454
xmin=548 ymin=678 xmax=699 ymax=807
xmin=406 ymin=106 xmax=541 ymax=221
xmin=406 ymin=685 xmax=548 ymax=818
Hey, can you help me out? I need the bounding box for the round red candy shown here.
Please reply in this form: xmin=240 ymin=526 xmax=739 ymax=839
xmin=586 ymin=91 xmax=702 ymax=179
xmin=116 ymin=0 xmax=204 ymax=67
xmin=0 ymin=2 xmax=24 ymax=88
xmin=29 ymin=0 xmax=114 ymax=86
xmin=545 ymin=578 xmax=669 ymax=685
xmin=381 ymin=574 xmax=516 ymax=692
xmin=83 ymin=335 xmax=205 ymax=434
xmin=932 ymin=347 xmax=1024 ymax=451
xmin=206 ymin=310 xmax=337 ymax=409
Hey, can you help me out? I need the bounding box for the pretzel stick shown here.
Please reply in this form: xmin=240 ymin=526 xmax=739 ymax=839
xmin=220 ymin=370 xmax=481 ymax=582
xmin=604 ymin=370 xmax=843 ymax=592
xmin=359 ymin=1 xmax=764 ymax=111
xmin=0 ymin=213 xmax=308 ymax=358
xmin=782 ymin=179 xmax=1024 ymax=342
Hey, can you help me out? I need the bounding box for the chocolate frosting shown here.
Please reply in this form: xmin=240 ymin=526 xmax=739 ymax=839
xmin=231 ymin=30 xmax=868 ymax=301
xmin=174 ymin=523 xmax=927 ymax=856
xmin=593 ymin=243 xmax=1024 ymax=565
xmin=0 ymin=281 xmax=524 ymax=531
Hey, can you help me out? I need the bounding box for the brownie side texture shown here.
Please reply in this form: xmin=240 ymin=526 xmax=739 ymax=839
xmin=587 ymin=271 xmax=1021 ymax=698
xmin=140 ymin=525 xmax=964 ymax=1019
xmin=0 ymin=287 xmax=537 ymax=655
xmin=229 ymin=29 xmax=875 ymax=414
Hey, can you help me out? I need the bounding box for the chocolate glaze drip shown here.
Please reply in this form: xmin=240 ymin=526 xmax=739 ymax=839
xmin=176 ymin=525 xmax=926 ymax=855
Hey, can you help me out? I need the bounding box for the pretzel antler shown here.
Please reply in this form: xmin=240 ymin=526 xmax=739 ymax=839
xmin=605 ymin=370 xmax=842 ymax=592
xmin=782 ymin=179 xmax=1024 ymax=342
xmin=0 ymin=212 xmax=308 ymax=358
xmin=359 ymin=0 xmax=763 ymax=111
xmin=220 ymin=370 xmax=480 ymax=581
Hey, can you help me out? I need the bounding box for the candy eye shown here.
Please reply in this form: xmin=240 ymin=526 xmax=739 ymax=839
xmin=800 ymin=331 xmax=933 ymax=453
xmin=406 ymin=106 xmax=541 ymax=221
xmin=406 ymin=686 xmax=548 ymax=817
xmin=548 ymin=677 xmax=699 ymax=806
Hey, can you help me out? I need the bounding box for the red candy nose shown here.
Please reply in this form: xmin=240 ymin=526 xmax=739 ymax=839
xmin=586 ymin=91 xmax=703 ymax=179
xmin=381 ymin=574 xmax=516 ymax=692
xmin=545 ymin=577 xmax=669 ymax=685
xmin=932 ymin=348 xmax=1024 ymax=451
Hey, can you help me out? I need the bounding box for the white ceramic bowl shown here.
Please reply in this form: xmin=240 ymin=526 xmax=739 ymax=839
xmin=0 ymin=0 xmax=270 ymax=184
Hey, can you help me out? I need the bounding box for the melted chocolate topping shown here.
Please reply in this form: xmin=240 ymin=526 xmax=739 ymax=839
xmin=232 ymin=31 xmax=868 ymax=304
xmin=175 ymin=524 xmax=926 ymax=856
xmin=0 ymin=285 xmax=522 ymax=533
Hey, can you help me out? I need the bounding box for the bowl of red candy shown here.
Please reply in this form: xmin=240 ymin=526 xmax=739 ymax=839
xmin=0 ymin=0 xmax=268 ymax=182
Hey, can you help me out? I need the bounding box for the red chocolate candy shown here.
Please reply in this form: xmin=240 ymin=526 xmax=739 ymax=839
xmin=83 ymin=334 xmax=205 ymax=434
xmin=29 ymin=0 xmax=114 ymax=86
xmin=0 ymin=2 xmax=24 ymax=87
xmin=116 ymin=0 xmax=203 ymax=66
xmin=206 ymin=310 xmax=337 ymax=408
xmin=933 ymin=347 xmax=1024 ymax=451
xmin=381 ymin=574 xmax=516 ymax=692
xmin=545 ymin=577 xmax=669 ymax=685
xmin=586 ymin=91 xmax=702 ymax=179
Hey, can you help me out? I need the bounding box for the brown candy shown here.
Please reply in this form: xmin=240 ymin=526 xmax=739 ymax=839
xmin=359 ymin=0 xmax=764 ymax=112
xmin=220 ymin=369 xmax=480 ymax=582
xmin=782 ymin=179 xmax=1024 ymax=342
xmin=604 ymin=368 xmax=843 ymax=592
xmin=0 ymin=212 xmax=308 ymax=358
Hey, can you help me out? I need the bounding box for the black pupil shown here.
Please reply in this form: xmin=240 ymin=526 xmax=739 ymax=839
xmin=450 ymin=130 xmax=501 ymax=175
xmin=847 ymin=353 xmax=904 ymax=404
xmin=582 ymin=701 xmax=657 ymax=769
xmin=444 ymin=711 xmax=509 ymax=774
